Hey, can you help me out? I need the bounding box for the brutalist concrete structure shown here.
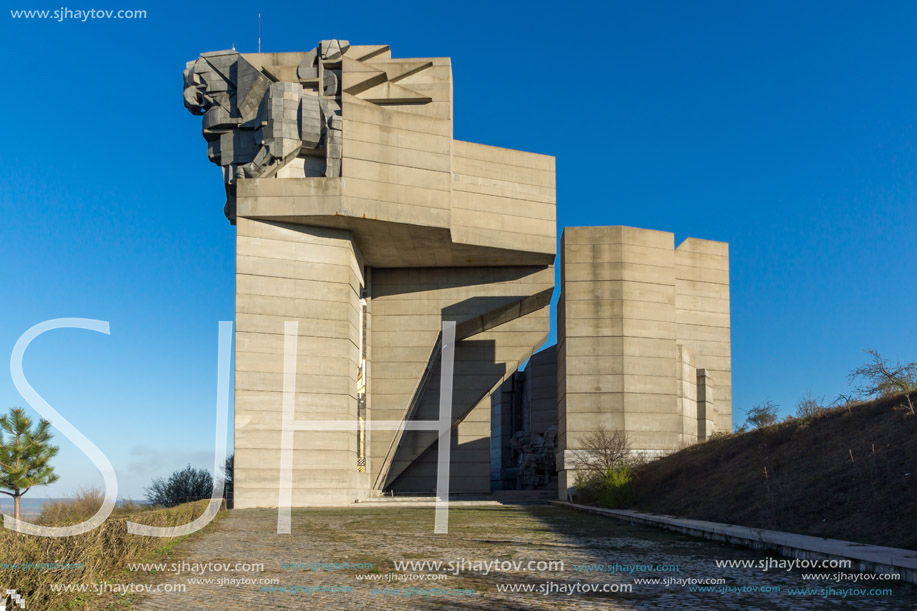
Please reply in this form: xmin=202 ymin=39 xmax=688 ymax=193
xmin=555 ymin=227 xmax=731 ymax=495
xmin=489 ymin=227 xmax=731 ymax=496
xmin=183 ymin=41 xmax=731 ymax=507
xmin=184 ymin=41 xmax=555 ymax=507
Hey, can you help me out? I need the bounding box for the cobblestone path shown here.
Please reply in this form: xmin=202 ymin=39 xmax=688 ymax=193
xmin=120 ymin=505 xmax=916 ymax=610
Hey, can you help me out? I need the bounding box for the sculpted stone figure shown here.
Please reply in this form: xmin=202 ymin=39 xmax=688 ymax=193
xmin=511 ymin=428 xmax=558 ymax=489
xmin=183 ymin=40 xmax=347 ymax=220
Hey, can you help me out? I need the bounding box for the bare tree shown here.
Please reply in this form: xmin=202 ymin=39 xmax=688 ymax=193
xmin=745 ymin=401 xmax=779 ymax=429
xmin=848 ymin=349 xmax=917 ymax=399
xmin=794 ymin=392 xmax=826 ymax=418
xmin=568 ymin=426 xmax=631 ymax=479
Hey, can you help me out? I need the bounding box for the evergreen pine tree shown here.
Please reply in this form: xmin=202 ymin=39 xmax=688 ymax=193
xmin=0 ymin=407 xmax=60 ymax=521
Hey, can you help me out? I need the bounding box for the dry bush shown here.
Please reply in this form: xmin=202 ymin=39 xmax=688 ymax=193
xmin=36 ymin=489 xmax=158 ymax=527
xmin=0 ymin=500 xmax=222 ymax=610
xmin=37 ymin=488 xmax=104 ymax=526
xmin=848 ymin=349 xmax=917 ymax=400
xmin=794 ymin=392 xmax=827 ymax=419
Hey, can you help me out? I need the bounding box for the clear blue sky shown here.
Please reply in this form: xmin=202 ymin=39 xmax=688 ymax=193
xmin=1 ymin=1 xmax=915 ymax=499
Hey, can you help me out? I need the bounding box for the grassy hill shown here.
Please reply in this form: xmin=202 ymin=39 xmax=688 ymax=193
xmin=627 ymin=392 xmax=917 ymax=549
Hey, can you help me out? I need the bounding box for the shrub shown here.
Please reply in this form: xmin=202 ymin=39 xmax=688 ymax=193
xmin=573 ymin=465 xmax=638 ymax=509
xmin=146 ymin=465 xmax=213 ymax=508
xmin=795 ymin=392 xmax=827 ymax=418
xmin=745 ymin=401 xmax=780 ymax=429
xmin=597 ymin=465 xmax=638 ymax=508
xmin=37 ymin=488 xmax=103 ymax=526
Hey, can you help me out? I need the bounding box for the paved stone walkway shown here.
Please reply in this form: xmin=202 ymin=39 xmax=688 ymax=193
xmin=118 ymin=505 xmax=917 ymax=610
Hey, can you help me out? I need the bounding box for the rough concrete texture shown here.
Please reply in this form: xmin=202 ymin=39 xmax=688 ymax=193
xmin=234 ymin=218 xmax=368 ymax=507
xmin=557 ymin=227 xmax=731 ymax=495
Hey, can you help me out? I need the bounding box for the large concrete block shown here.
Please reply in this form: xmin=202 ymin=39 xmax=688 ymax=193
xmin=557 ymin=226 xmax=731 ymax=500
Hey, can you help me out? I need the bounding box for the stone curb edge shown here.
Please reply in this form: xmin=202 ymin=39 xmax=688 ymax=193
xmin=551 ymin=501 xmax=917 ymax=585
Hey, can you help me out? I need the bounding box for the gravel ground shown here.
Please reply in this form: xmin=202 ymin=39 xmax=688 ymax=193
xmin=112 ymin=504 xmax=916 ymax=610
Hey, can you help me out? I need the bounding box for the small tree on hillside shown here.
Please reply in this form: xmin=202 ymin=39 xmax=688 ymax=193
xmin=0 ymin=407 xmax=59 ymax=520
xmin=745 ymin=401 xmax=779 ymax=429
xmin=146 ymin=465 xmax=213 ymax=508
xmin=568 ymin=426 xmax=632 ymax=479
xmin=848 ymin=349 xmax=917 ymax=399
xmin=795 ymin=392 xmax=826 ymax=418
xmin=568 ymin=426 xmax=641 ymax=508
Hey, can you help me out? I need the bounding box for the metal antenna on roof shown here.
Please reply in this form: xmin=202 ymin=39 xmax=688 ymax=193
xmin=258 ymin=13 xmax=261 ymax=53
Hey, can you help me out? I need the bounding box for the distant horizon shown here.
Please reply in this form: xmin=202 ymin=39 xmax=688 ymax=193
xmin=0 ymin=496 xmax=155 ymax=505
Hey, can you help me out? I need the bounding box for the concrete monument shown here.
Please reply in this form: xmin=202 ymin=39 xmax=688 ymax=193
xmin=184 ymin=41 xmax=556 ymax=506
xmin=183 ymin=41 xmax=731 ymax=507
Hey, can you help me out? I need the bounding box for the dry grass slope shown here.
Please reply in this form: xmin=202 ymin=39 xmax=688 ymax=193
xmin=0 ymin=495 xmax=224 ymax=610
xmin=628 ymin=392 xmax=917 ymax=549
